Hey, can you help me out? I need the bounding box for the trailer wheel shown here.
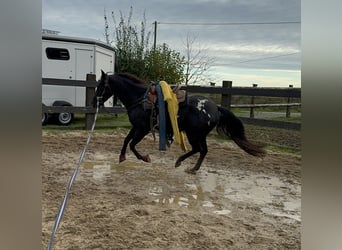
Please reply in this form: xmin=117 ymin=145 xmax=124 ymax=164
xmin=42 ymin=112 xmax=48 ymax=125
xmin=57 ymin=112 xmax=73 ymax=125
xmin=52 ymin=101 xmax=74 ymax=125
xmin=42 ymin=104 xmax=48 ymax=125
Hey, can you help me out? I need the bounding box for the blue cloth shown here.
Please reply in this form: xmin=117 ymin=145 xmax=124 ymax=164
xmin=155 ymin=84 xmax=166 ymax=151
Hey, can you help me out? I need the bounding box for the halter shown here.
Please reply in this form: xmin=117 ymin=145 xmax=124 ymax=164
xmin=101 ymin=75 xmax=112 ymax=97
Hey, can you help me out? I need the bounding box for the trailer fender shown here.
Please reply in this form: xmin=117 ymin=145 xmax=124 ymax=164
xmin=52 ymin=100 xmax=73 ymax=107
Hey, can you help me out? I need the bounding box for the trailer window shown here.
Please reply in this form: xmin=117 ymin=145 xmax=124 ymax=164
xmin=46 ymin=47 xmax=70 ymax=60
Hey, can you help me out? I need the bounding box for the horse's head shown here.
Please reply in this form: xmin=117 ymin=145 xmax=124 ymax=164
xmin=93 ymin=70 xmax=113 ymax=108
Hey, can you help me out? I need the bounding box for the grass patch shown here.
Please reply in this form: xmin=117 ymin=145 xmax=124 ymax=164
xmin=269 ymin=116 xmax=301 ymax=123
xmin=243 ymin=124 xmax=301 ymax=154
xmin=43 ymin=113 xmax=131 ymax=133
xmin=43 ymin=112 xmax=301 ymax=154
xmin=207 ymin=125 xmax=301 ymax=155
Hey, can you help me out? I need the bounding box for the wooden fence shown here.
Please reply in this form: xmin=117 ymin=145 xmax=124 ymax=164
xmin=42 ymin=74 xmax=301 ymax=130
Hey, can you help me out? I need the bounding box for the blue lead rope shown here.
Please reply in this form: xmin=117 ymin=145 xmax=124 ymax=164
xmin=155 ymin=84 xmax=166 ymax=151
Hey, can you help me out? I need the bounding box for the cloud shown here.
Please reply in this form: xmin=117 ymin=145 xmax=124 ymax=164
xmin=211 ymin=66 xmax=301 ymax=87
xmin=210 ymin=43 xmax=299 ymax=54
xmin=42 ymin=0 xmax=301 ymax=85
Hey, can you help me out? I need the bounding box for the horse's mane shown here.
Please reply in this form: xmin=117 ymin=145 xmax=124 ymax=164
xmin=115 ymin=72 xmax=148 ymax=86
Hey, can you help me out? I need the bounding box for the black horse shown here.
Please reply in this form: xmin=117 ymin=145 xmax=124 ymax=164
xmin=93 ymin=70 xmax=266 ymax=173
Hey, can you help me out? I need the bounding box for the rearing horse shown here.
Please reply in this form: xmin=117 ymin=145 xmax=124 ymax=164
xmin=93 ymin=71 xmax=266 ymax=173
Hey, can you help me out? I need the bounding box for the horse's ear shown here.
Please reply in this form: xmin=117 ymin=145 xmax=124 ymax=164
xmin=101 ymin=70 xmax=106 ymax=80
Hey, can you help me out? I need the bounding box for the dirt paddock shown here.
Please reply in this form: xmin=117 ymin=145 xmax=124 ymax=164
xmin=42 ymin=131 xmax=301 ymax=249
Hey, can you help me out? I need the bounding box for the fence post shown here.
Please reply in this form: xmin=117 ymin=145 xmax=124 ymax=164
xmin=286 ymin=84 xmax=293 ymax=118
xmin=221 ymin=81 xmax=232 ymax=109
xmin=250 ymin=84 xmax=258 ymax=118
xmin=85 ymin=74 xmax=96 ymax=130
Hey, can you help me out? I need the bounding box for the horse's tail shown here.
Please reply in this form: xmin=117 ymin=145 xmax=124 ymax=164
xmin=217 ymin=106 xmax=266 ymax=157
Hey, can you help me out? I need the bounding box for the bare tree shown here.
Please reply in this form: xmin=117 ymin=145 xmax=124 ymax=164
xmin=183 ymin=33 xmax=215 ymax=85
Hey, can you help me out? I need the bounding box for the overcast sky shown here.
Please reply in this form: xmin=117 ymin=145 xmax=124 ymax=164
xmin=42 ymin=0 xmax=301 ymax=87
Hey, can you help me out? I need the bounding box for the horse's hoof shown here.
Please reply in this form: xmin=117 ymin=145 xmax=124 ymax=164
xmin=141 ymin=155 xmax=151 ymax=163
xmin=185 ymin=168 xmax=197 ymax=174
xmin=175 ymin=161 xmax=181 ymax=168
xmin=119 ymin=154 xmax=126 ymax=162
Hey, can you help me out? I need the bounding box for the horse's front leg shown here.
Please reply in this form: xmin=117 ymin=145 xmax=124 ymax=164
xmin=119 ymin=128 xmax=136 ymax=162
xmin=130 ymin=129 xmax=151 ymax=162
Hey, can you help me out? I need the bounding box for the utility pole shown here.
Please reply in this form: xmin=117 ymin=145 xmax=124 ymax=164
xmin=104 ymin=8 xmax=110 ymax=45
xmin=152 ymin=21 xmax=158 ymax=79
xmin=153 ymin=21 xmax=157 ymax=51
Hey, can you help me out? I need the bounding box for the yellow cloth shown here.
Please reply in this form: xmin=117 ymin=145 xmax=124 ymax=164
xmin=159 ymin=81 xmax=188 ymax=151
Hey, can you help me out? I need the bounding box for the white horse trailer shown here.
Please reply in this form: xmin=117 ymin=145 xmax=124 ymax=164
xmin=42 ymin=34 xmax=115 ymax=125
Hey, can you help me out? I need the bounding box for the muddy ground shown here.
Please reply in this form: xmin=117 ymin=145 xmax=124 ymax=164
xmin=42 ymin=130 xmax=301 ymax=249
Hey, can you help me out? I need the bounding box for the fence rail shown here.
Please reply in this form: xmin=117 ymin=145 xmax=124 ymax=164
xmin=181 ymin=85 xmax=301 ymax=98
xmin=42 ymin=106 xmax=126 ymax=114
xmin=231 ymin=103 xmax=301 ymax=108
xmin=42 ymin=74 xmax=301 ymax=130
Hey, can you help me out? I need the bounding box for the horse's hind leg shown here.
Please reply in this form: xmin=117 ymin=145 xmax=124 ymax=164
xmin=119 ymin=128 xmax=135 ymax=162
xmin=188 ymin=139 xmax=208 ymax=173
xmin=175 ymin=149 xmax=199 ymax=168
xmin=130 ymin=129 xmax=150 ymax=162
xmin=175 ymin=135 xmax=208 ymax=174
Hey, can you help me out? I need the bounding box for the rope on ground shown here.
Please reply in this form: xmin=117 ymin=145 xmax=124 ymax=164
xmin=47 ymin=97 xmax=101 ymax=250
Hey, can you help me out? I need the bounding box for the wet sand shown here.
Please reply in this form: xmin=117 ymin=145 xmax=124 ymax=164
xmin=42 ymin=131 xmax=301 ymax=249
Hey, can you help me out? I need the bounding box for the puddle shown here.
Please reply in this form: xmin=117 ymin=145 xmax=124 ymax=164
xmin=149 ymin=169 xmax=301 ymax=220
xmin=82 ymin=161 xmax=111 ymax=182
xmin=199 ymin=172 xmax=217 ymax=193
xmin=284 ymin=200 xmax=301 ymax=211
xmin=261 ymin=207 xmax=301 ymax=222
xmin=213 ymin=209 xmax=232 ymax=215
xmin=223 ymin=174 xmax=281 ymax=205
xmin=81 ymin=160 xmax=301 ymax=221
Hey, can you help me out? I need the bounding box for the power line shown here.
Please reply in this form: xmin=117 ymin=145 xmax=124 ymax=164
xmin=158 ymin=21 xmax=300 ymax=26
xmin=214 ymin=52 xmax=300 ymax=66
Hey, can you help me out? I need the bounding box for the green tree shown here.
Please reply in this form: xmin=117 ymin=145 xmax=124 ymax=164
xmin=105 ymin=7 xmax=185 ymax=83
xmin=145 ymin=43 xmax=185 ymax=83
